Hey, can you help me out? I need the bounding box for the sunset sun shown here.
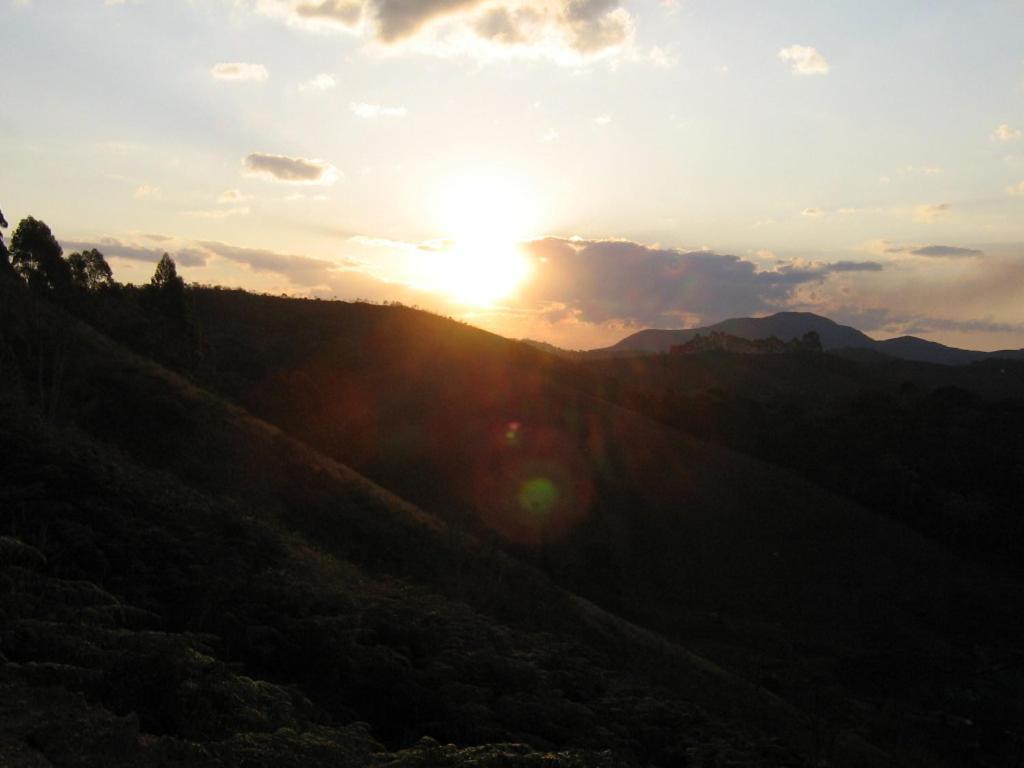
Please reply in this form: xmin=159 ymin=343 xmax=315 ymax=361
xmin=420 ymin=172 xmax=537 ymax=306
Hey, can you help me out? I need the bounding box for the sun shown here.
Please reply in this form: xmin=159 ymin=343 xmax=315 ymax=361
xmin=419 ymin=172 xmax=537 ymax=306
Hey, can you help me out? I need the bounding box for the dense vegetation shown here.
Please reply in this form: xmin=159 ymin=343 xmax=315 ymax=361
xmin=2 ymin=209 xmax=1024 ymax=766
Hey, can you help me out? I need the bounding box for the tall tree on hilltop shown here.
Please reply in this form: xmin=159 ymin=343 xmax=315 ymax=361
xmin=67 ymin=248 xmax=115 ymax=291
xmin=146 ymin=253 xmax=187 ymax=321
xmin=10 ymin=217 xmax=71 ymax=293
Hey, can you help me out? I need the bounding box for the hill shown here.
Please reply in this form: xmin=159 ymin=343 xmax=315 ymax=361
xmin=603 ymin=311 xmax=1024 ymax=365
xmin=0 ymin=276 xmax=815 ymax=766
xmin=189 ymin=288 xmax=1024 ymax=767
xmin=3 ymin=278 xmax=1024 ymax=766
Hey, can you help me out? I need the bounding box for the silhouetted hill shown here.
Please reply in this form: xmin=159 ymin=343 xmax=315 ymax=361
xmin=4 ymin=278 xmax=1024 ymax=766
xmin=605 ymin=311 xmax=1024 ymax=365
xmin=606 ymin=312 xmax=873 ymax=354
xmin=187 ymin=287 xmax=1024 ymax=767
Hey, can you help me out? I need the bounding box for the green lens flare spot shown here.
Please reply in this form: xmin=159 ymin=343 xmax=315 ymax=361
xmin=518 ymin=477 xmax=558 ymax=517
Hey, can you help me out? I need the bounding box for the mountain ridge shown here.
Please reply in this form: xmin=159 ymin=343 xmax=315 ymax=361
xmin=602 ymin=311 xmax=1024 ymax=365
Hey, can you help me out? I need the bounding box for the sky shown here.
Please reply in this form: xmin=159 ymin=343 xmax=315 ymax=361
xmin=2 ymin=0 xmax=1023 ymax=350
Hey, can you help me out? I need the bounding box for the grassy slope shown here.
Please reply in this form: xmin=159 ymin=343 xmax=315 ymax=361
xmin=0 ymin=282 xmax=812 ymax=766
xmin=191 ymin=290 xmax=1024 ymax=767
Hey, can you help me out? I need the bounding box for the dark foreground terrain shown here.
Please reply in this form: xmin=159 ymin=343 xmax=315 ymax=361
xmin=2 ymin=266 xmax=1023 ymax=766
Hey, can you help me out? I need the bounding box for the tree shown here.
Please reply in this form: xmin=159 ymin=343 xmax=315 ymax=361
xmin=67 ymin=248 xmax=115 ymax=291
xmin=0 ymin=207 xmax=10 ymax=272
xmin=145 ymin=253 xmax=187 ymax=320
xmin=10 ymin=217 xmax=71 ymax=292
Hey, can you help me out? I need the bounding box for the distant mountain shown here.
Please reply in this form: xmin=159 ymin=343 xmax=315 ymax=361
xmin=604 ymin=311 xmax=1024 ymax=365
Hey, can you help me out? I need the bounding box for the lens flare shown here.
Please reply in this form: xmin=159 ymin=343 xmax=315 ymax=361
xmin=518 ymin=477 xmax=559 ymax=517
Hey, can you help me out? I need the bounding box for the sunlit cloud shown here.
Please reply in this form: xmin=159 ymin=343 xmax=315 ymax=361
xmin=244 ymin=152 xmax=339 ymax=184
xmin=914 ymin=202 xmax=951 ymax=223
xmin=801 ymin=207 xmax=825 ymax=218
xmin=778 ymin=45 xmax=829 ymax=75
xmin=993 ymin=123 xmax=1022 ymax=142
xmin=299 ymin=73 xmax=337 ymax=91
xmin=211 ymin=62 xmax=269 ymax=81
xmin=133 ymin=185 xmax=161 ymax=200
xmin=350 ymin=101 xmax=407 ymax=118
xmin=1008 ymin=181 xmax=1024 ymax=196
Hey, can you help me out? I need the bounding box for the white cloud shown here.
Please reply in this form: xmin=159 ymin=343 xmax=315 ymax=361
xmin=299 ymin=73 xmax=337 ymax=91
xmin=800 ymin=207 xmax=825 ymax=218
xmin=211 ymin=62 xmax=269 ymax=81
xmin=993 ymin=123 xmax=1022 ymax=142
xmin=594 ymin=114 xmax=612 ymax=125
xmin=244 ymin=153 xmax=338 ymax=185
xmin=778 ymin=45 xmax=829 ymax=75
xmin=133 ymin=185 xmax=160 ymax=200
xmin=351 ymin=102 xmax=407 ymax=118
xmin=914 ymin=202 xmax=952 ymax=223
xmin=1008 ymin=181 xmax=1024 ymax=196
xmin=647 ymin=45 xmax=676 ymax=69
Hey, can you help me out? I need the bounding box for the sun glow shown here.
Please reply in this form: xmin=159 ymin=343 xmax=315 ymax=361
xmin=419 ymin=172 xmax=538 ymax=306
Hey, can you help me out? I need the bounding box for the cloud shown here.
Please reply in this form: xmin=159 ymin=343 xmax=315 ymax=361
xmin=883 ymin=242 xmax=983 ymax=258
xmin=244 ymin=152 xmax=338 ymax=184
xmin=62 ymin=237 xmax=207 ymax=267
xmin=800 ymin=207 xmax=824 ymax=218
xmin=993 ymin=123 xmax=1022 ymax=142
xmin=914 ymin=202 xmax=951 ymax=223
xmin=211 ymin=62 xmax=269 ymax=81
xmin=218 ymin=189 xmax=253 ymax=203
xmin=351 ymin=101 xmax=407 ymax=118
xmin=517 ymin=237 xmax=881 ymax=326
xmin=133 ymin=185 xmax=160 ymax=200
xmin=593 ymin=114 xmax=612 ymax=125
xmin=299 ymin=73 xmax=337 ymax=91
xmin=198 ymin=240 xmax=357 ymax=286
xmin=294 ymin=0 xmax=364 ymax=28
xmin=1008 ymin=181 xmax=1024 ymax=196
xmin=252 ymin=0 xmax=637 ymax=62
xmin=778 ymin=45 xmax=829 ymax=75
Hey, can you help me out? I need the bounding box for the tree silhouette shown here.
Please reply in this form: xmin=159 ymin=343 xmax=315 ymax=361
xmin=146 ymin=253 xmax=187 ymax=321
xmin=0 ymin=208 xmax=10 ymax=273
xmin=10 ymin=217 xmax=71 ymax=293
xmin=68 ymin=248 xmax=115 ymax=291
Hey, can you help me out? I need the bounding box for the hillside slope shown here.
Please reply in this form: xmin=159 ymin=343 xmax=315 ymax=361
xmin=1 ymin=279 xmax=817 ymax=766
xmin=191 ymin=289 xmax=1024 ymax=767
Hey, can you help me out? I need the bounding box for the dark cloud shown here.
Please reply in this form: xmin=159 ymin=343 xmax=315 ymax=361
xmin=520 ymin=238 xmax=883 ymax=326
xmin=198 ymin=241 xmax=354 ymax=286
xmin=911 ymin=245 xmax=983 ymax=258
xmin=62 ymin=238 xmax=207 ymax=267
xmin=372 ymin=0 xmax=482 ymax=41
xmin=244 ymin=153 xmax=337 ymax=184
xmin=884 ymin=243 xmax=983 ymax=258
xmin=473 ymin=6 xmax=527 ymax=44
xmin=560 ymin=0 xmax=631 ymax=53
xmin=270 ymin=0 xmax=634 ymax=56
